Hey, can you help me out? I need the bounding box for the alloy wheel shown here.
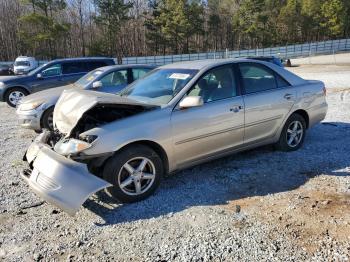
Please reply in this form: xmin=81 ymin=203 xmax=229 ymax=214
xmin=118 ymin=157 xmax=156 ymax=196
xmin=9 ymin=91 xmax=25 ymax=106
xmin=47 ymin=113 xmax=54 ymax=130
xmin=286 ymin=120 xmax=303 ymax=148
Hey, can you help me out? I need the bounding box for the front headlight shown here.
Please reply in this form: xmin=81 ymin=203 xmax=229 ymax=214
xmin=0 ymin=82 xmax=4 ymax=87
xmin=19 ymin=101 xmax=43 ymax=111
xmin=54 ymin=139 xmax=92 ymax=156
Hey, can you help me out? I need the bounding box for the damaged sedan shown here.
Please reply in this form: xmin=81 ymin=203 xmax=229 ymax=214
xmin=21 ymin=59 xmax=328 ymax=215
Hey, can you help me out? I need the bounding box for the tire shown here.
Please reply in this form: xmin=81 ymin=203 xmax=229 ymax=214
xmin=275 ymin=113 xmax=306 ymax=152
xmin=41 ymin=107 xmax=54 ymax=130
xmin=103 ymin=144 xmax=163 ymax=203
xmin=5 ymin=87 xmax=29 ymax=107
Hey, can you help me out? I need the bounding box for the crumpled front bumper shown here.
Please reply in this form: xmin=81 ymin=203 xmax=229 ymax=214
xmin=21 ymin=132 xmax=112 ymax=216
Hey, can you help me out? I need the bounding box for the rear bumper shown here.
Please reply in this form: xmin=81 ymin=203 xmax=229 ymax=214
xmin=16 ymin=107 xmax=43 ymax=131
xmin=21 ymin=133 xmax=112 ymax=215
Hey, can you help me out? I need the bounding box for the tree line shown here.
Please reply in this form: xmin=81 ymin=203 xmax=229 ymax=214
xmin=0 ymin=0 xmax=349 ymax=61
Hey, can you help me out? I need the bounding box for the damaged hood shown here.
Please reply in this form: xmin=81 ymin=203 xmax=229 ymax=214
xmin=53 ymin=89 xmax=153 ymax=135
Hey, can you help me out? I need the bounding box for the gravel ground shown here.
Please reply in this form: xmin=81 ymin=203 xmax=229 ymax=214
xmin=0 ymin=64 xmax=349 ymax=261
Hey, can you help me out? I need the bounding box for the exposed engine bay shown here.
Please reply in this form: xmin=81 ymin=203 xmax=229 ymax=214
xmin=69 ymin=104 xmax=152 ymax=138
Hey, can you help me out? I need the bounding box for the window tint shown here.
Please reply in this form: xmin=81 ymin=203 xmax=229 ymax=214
xmin=276 ymin=74 xmax=290 ymax=88
xmin=239 ymin=63 xmax=277 ymax=94
xmin=100 ymin=70 xmax=128 ymax=86
xmin=41 ymin=64 xmax=62 ymax=77
xmin=132 ymin=68 xmax=151 ymax=80
xmin=62 ymin=62 xmax=86 ymax=74
xmin=187 ymin=66 xmax=236 ymax=103
xmin=85 ymin=61 xmax=108 ymax=71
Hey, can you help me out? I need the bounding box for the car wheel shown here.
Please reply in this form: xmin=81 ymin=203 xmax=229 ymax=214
xmin=103 ymin=144 xmax=163 ymax=203
xmin=41 ymin=107 xmax=54 ymax=130
xmin=5 ymin=87 xmax=29 ymax=107
xmin=275 ymin=113 xmax=306 ymax=152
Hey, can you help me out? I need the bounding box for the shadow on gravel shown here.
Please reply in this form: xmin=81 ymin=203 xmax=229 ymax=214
xmin=83 ymin=122 xmax=350 ymax=226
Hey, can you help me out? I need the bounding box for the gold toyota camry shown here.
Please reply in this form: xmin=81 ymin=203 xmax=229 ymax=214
xmin=21 ymin=59 xmax=328 ymax=215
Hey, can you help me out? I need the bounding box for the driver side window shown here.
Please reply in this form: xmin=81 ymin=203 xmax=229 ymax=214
xmin=41 ymin=64 xmax=62 ymax=77
xmin=187 ymin=65 xmax=237 ymax=103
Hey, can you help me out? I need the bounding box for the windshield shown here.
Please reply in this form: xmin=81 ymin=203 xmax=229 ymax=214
xmin=14 ymin=61 xmax=30 ymax=67
xmin=120 ymin=69 xmax=198 ymax=105
xmin=75 ymin=69 xmax=104 ymax=87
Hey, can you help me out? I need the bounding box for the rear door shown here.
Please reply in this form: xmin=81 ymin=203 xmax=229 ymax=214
xmin=61 ymin=62 xmax=88 ymax=85
xmin=171 ymin=64 xmax=244 ymax=167
xmin=238 ymin=62 xmax=296 ymax=144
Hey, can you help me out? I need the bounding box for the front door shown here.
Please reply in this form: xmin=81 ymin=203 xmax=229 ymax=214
xmin=30 ymin=63 xmax=63 ymax=92
xmin=97 ymin=69 xmax=129 ymax=93
xmin=171 ymin=65 xmax=244 ymax=168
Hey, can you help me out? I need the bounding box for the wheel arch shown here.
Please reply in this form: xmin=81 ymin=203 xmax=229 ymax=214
xmin=4 ymin=85 xmax=30 ymax=96
xmin=116 ymin=140 xmax=170 ymax=175
xmin=40 ymin=105 xmax=55 ymax=129
xmin=291 ymin=109 xmax=309 ymax=129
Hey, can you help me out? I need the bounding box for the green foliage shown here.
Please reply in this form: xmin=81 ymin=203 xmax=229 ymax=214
xmin=93 ymin=0 xmax=133 ymax=58
xmin=17 ymin=0 xmax=69 ymax=58
xmin=145 ymin=0 xmax=204 ymax=53
xmin=321 ymin=0 xmax=346 ymax=37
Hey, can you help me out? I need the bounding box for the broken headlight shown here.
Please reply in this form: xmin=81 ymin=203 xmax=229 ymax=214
xmin=54 ymin=138 xmax=91 ymax=156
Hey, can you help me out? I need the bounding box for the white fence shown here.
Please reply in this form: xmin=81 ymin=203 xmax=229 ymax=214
xmin=122 ymin=38 xmax=350 ymax=65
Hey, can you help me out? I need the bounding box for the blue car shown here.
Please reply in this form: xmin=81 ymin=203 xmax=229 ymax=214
xmin=245 ymin=56 xmax=284 ymax=67
xmin=16 ymin=64 xmax=155 ymax=131
xmin=0 ymin=57 xmax=115 ymax=107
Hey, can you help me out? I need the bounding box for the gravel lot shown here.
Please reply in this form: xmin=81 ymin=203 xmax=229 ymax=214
xmin=0 ymin=64 xmax=349 ymax=261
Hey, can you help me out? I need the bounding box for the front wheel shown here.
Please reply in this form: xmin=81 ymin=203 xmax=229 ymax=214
xmin=5 ymin=87 xmax=29 ymax=107
xmin=275 ymin=114 xmax=306 ymax=152
xmin=103 ymin=145 xmax=163 ymax=203
xmin=41 ymin=107 xmax=54 ymax=130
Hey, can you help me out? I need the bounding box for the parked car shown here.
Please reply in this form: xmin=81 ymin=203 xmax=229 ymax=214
xmin=0 ymin=57 xmax=115 ymax=107
xmin=16 ymin=64 xmax=155 ymax=131
xmin=0 ymin=64 xmax=14 ymax=76
xmin=13 ymin=56 xmax=39 ymax=75
xmin=21 ymin=59 xmax=327 ymax=215
xmin=245 ymin=56 xmax=284 ymax=67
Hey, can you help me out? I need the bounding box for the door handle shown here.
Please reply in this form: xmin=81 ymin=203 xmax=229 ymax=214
xmin=230 ymin=105 xmax=244 ymax=113
xmin=284 ymin=93 xmax=293 ymax=100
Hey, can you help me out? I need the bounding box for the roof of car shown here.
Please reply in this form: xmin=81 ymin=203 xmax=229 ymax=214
xmin=160 ymin=58 xmax=306 ymax=86
xmin=51 ymin=57 xmax=115 ymax=63
xmin=159 ymin=58 xmax=263 ymax=70
xmin=95 ymin=64 xmax=156 ymax=72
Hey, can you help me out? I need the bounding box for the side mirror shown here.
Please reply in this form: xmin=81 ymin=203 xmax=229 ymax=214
xmin=92 ymin=81 xmax=102 ymax=89
xmin=36 ymin=73 xmax=43 ymax=79
xmin=179 ymin=96 xmax=204 ymax=109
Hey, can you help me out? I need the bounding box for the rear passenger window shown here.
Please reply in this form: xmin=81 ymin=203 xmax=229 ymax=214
xmin=239 ymin=63 xmax=277 ymax=94
xmin=62 ymin=62 xmax=86 ymax=74
xmin=85 ymin=61 xmax=108 ymax=71
xmin=276 ymin=74 xmax=291 ymax=88
xmin=132 ymin=68 xmax=151 ymax=80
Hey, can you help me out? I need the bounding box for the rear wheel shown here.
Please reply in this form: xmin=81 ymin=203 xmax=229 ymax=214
xmin=103 ymin=145 xmax=163 ymax=203
xmin=275 ymin=113 xmax=306 ymax=152
xmin=5 ymin=87 xmax=28 ymax=107
xmin=41 ymin=107 xmax=54 ymax=130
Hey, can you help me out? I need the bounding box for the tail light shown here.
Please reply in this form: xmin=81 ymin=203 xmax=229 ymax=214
xmin=323 ymin=87 xmax=327 ymax=96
